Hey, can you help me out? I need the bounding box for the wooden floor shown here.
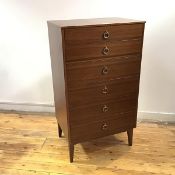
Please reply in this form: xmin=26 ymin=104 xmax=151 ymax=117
xmin=0 ymin=113 xmax=174 ymax=175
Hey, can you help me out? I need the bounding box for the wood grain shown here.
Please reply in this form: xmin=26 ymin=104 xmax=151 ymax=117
xmin=66 ymin=55 xmax=141 ymax=84
xmin=65 ymin=39 xmax=143 ymax=60
xmin=47 ymin=22 xmax=69 ymax=139
xmin=70 ymin=113 xmax=136 ymax=144
xmin=48 ymin=18 xmax=145 ymax=162
xmin=0 ymin=112 xmax=174 ymax=175
xmin=68 ymin=76 xmax=140 ymax=106
xmin=69 ymin=99 xmax=138 ymax=125
xmin=64 ymin=23 xmax=144 ymax=43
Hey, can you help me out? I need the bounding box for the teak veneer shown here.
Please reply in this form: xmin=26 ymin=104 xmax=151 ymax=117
xmin=48 ymin=17 xmax=145 ymax=162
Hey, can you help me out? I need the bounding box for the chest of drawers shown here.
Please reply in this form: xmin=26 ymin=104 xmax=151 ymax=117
xmin=47 ymin=17 xmax=145 ymax=162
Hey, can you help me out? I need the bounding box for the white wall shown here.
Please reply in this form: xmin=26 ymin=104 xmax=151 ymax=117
xmin=0 ymin=0 xmax=175 ymax=114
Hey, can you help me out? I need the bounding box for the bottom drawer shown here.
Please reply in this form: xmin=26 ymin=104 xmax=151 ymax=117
xmin=70 ymin=111 xmax=137 ymax=144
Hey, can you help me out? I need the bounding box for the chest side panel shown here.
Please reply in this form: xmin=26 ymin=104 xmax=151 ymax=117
xmin=48 ymin=23 xmax=69 ymax=138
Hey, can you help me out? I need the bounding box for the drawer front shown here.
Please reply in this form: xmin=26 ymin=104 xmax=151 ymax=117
xmin=70 ymin=111 xmax=137 ymax=144
xmin=64 ymin=26 xmax=106 ymax=43
xmin=69 ymin=97 xmax=138 ymax=125
xmin=66 ymin=55 xmax=141 ymax=84
xmin=65 ymin=39 xmax=143 ymax=61
xmin=107 ymin=23 xmax=144 ymax=40
xmin=68 ymin=76 xmax=140 ymax=107
xmin=64 ymin=23 xmax=144 ymax=44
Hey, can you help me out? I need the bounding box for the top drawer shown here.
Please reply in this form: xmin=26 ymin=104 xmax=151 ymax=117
xmin=64 ymin=23 xmax=144 ymax=44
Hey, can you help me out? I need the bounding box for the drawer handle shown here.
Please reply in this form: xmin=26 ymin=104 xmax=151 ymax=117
xmin=102 ymin=86 xmax=108 ymax=94
xmin=102 ymin=46 xmax=109 ymax=55
xmin=102 ymin=66 xmax=108 ymax=75
xmin=103 ymin=31 xmax=109 ymax=39
xmin=102 ymin=105 xmax=109 ymax=112
xmin=102 ymin=123 xmax=108 ymax=130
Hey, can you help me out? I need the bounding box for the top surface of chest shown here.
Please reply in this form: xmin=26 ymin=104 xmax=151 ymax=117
xmin=48 ymin=17 xmax=145 ymax=28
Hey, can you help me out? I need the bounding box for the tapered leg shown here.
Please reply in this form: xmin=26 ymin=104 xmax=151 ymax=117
xmin=69 ymin=143 xmax=74 ymax=163
xmin=127 ymin=128 xmax=133 ymax=146
xmin=58 ymin=123 xmax=62 ymax=138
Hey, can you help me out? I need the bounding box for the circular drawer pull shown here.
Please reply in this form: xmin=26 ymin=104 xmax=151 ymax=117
xmin=102 ymin=86 xmax=108 ymax=94
xmin=102 ymin=123 xmax=108 ymax=130
xmin=103 ymin=31 xmax=109 ymax=39
xmin=102 ymin=66 xmax=108 ymax=75
xmin=102 ymin=105 xmax=109 ymax=112
xmin=102 ymin=46 xmax=109 ymax=55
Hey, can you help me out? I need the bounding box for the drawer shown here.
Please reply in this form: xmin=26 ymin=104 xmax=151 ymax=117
xmin=66 ymin=55 xmax=141 ymax=84
xmin=64 ymin=23 xmax=144 ymax=44
xmin=64 ymin=26 xmax=106 ymax=43
xmin=70 ymin=110 xmax=137 ymax=144
xmin=107 ymin=23 xmax=144 ymax=40
xmin=68 ymin=76 xmax=140 ymax=107
xmin=65 ymin=38 xmax=143 ymax=61
xmin=69 ymin=97 xmax=138 ymax=125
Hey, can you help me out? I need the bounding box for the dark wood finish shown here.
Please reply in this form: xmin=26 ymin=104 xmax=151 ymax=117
xmin=107 ymin=24 xmax=144 ymax=40
xmin=70 ymin=111 xmax=137 ymax=144
xmin=64 ymin=23 xmax=144 ymax=43
xmin=127 ymin=128 xmax=134 ymax=146
xmin=47 ymin=23 xmax=69 ymax=139
xmin=64 ymin=26 xmax=106 ymax=42
xmin=65 ymin=39 xmax=143 ymax=60
xmin=69 ymin=143 xmax=74 ymax=163
xmin=66 ymin=55 xmax=141 ymax=83
xmin=58 ymin=123 xmax=62 ymax=138
xmin=69 ymin=99 xmax=138 ymax=125
xmin=68 ymin=76 xmax=140 ymax=107
xmin=47 ymin=17 xmax=145 ymax=162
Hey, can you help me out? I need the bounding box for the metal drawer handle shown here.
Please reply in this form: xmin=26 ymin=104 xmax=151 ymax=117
xmin=102 ymin=123 xmax=108 ymax=130
xmin=102 ymin=86 xmax=108 ymax=94
xmin=102 ymin=46 xmax=109 ymax=55
xmin=102 ymin=66 xmax=108 ymax=75
xmin=103 ymin=31 xmax=109 ymax=39
xmin=102 ymin=105 xmax=109 ymax=112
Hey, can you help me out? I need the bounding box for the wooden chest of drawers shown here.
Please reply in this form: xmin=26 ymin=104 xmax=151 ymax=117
xmin=47 ymin=17 xmax=145 ymax=162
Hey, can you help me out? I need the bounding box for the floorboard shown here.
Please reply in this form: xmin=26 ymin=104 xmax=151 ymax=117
xmin=0 ymin=113 xmax=174 ymax=175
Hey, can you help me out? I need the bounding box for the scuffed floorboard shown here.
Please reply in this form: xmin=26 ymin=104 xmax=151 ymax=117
xmin=0 ymin=113 xmax=174 ymax=175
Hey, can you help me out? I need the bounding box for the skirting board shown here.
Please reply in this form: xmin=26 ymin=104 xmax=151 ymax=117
xmin=0 ymin=102 xmax=54 ymax=114
xmin=0 ymin=102 xmax=175 ymax=123
xmin=138 ymin=111 xmax=175 ymax=123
